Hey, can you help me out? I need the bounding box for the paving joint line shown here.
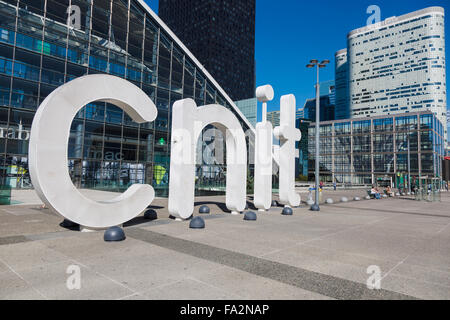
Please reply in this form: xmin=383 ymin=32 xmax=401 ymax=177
xmin=127 ymin=227 xmax=418 ymax=300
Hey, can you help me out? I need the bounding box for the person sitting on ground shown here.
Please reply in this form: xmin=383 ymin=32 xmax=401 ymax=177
xmin=385 ymin=186 xmax=394 ymax=197
xmin=371 ymin=186 xmax=381 ymax=199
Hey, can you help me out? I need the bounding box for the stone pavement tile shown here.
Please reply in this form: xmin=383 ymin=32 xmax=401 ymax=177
xmin=1 ymin=205 xmax=58 ymax=217
xmin=141 ymin=278 xmax=237 ymax=300
xmin=305 ymin=228 xmax=425 ymax=261
xmin=0 ymin=241 xmax=70 ymax=272
xmin=256 ymin=219 xmax=348 ymax=243
xmin=353 ymin=219 xmax=447 ymax=241
xmin=40 ymin=232 xmax=150 ymax=261
xmin=216 ymin=227 xmax=307 ymax=250
xmin=403 ymin=236 xmax=450 ymax=273
xmin=140 ymin=220 xmax=198 ymax=237
xmin=0 ymin=209 xmax=64 ymax=237
xmin=198 ymin=266 xmax=333 ymax=300
xmin=306 ymin=210 xmax=389 ymax=227
xmin=336 ymin=199 xmax=450 ymax=218
xmin=389 ymin=263 xmax=450 ymax=288
xmin=14 ymin=261 xmax=134 ymax=300
xmin=74 ymin=239 xmax=224 ymax=293
xmin=140 ymin=219 xmax=236 ymax=238
xmin=0 ymin=259 xmax=9 ymax=274
xmin=0 ymin=270 xmax=45 ymax=300
xmin=178 ymin=232 xmax=280 ymax=257
xmin=249 ymin=209 xmax=318 ymax=225
xmin=263 ymin=244 xmax=399 ymax=286
xmin=0 ymin=235 xmax=29 ymax=246
xmin=381 ymin=273 xmax=450 ymax=300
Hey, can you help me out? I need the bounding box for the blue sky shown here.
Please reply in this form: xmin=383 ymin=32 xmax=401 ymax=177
xmin=145 ymin=0 xmax=449 ymax=119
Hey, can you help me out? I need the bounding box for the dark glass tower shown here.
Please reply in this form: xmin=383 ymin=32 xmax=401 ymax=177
xmin=159 ymin=0 xmax=256 ymax=101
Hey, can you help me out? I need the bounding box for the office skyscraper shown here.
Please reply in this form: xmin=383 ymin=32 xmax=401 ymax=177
xmin=267 ymin=111 xmax=280 ymax=127
xmin=348 ymin=7 xmax=446 ymax=139
xmin=335 ymin=49 xmax=350 ymax=120
xmin=159 ymin=0 xmax=256 ymax=101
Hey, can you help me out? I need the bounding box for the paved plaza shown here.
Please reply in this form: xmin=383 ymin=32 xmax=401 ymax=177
xmin=1 ymin=189 xmax=450 ymax=300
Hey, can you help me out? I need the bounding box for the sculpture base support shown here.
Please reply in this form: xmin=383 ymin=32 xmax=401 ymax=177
xmin=243 ymin=211 xmax=257 ymax=221
xmin=282 ymin=207 xmax=293 ymax=216
xmin=144 ymin=209 xmax=157 ymax=220
xmin=199 ymin=206 xmax=210 ymax=214
xmin=104 ymin=226 xmax=126 ymax=242
xmin=189 ymin=217 xmax=205 ymax=229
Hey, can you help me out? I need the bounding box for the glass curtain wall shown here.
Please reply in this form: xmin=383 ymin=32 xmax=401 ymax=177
xmin=308 ymin=112 xmax=445 ymax=187
xmin=0 ymin=0 xmax=253 ymax=196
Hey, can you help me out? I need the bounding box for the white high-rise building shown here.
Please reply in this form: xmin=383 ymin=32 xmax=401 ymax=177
xmin=348 ymin=7 xmax=446 ymax=139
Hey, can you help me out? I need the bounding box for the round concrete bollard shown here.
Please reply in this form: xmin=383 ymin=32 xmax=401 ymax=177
xmin=354 ymin=197 xmax=361 ymax=201
xmin=189 ymin=217 xmax=205 ymax=229
xmin=104 ymin=226 xmax=126 ymax=242
xmin=244 ymin=211 xmax=257 ymax=221
xmin=341 ymin=197 xmax=349 ymax=203
xmin=60 ymin=219 xmax=79 ymax=229
xmin=407 ymin=192 xmax=411 ymax=196
xmin=144 ymin=209 xmax=157 ymax=220
xmin=281 ymin=207 xmax=293 ymax=216
xmin=396 ymin=193 xmax=401 ymax=196
xmin=401 ymin=193 xmax=406 ymax=196
xmin=306 ymin=199 xmax=315 ymax=206
xmin=365 ymin=195 xmax=371 ymax=200
xmin=271 ymin=200 xmax=278 ymax=207
xmin=199 ymin=205 xmax=210 ymax=214
xmin=326 ymin=198 xmax=334 ymax=204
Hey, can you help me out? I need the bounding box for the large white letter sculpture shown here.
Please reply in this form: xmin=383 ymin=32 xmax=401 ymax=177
xmin=254 ymin=85 xmax=274 ymax=211
xmin=274 ymin=94 xmax=301 ymax=207
xmin=169 ymin=99 xmax=247 ymax=219
xmin=29 ymin=75 xmax=157 ymax=228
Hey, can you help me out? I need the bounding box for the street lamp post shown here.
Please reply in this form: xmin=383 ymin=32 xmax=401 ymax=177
xmin=307 ymin=59 xmax=329 ymax=211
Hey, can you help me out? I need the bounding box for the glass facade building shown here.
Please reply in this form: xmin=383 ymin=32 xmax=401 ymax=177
xmin=235 ymin=97 xmax=257 ymax=127
xmin=0 ymin=0 xmax=254 ymax=196
xmin=334 ymin=48 xmax=349 ymax=120
xmin=319 ymin=80 xmax=336 ymax=105
xmin=308 ymin=112 xmax=445 ymax=187
xmin=295 ymin=118 xmax=310 ymax=179
xmin=303 ymin=96 xmax=335 ymax=122
xmin=267 ymin=110 xmax=280 ymax=128
xmin=348 ymin=7 xmax=446 ymax=141
xmin=159 ymin=0 xmax=256 ymax=101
